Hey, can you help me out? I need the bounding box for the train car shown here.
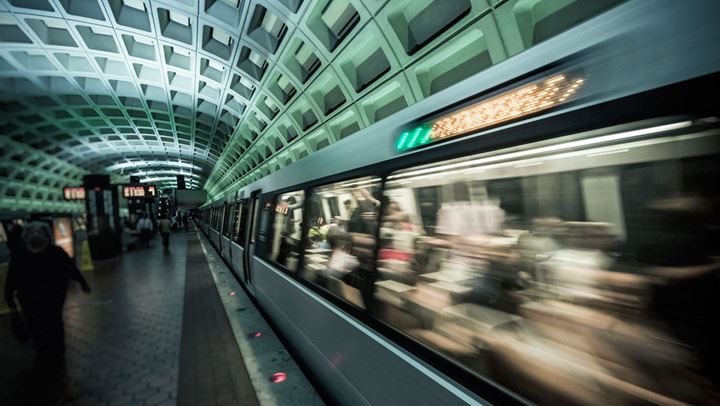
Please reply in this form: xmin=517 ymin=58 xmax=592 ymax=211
xmin=198 ymin=0 xmax=720 ymax=404
xmin=207 ymin=203 xmax=223 ymax=251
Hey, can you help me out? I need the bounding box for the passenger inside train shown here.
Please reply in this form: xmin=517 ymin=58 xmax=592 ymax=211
xmin=258 ymin=119 xmax=720 ymax=404
xmin=369 ymin=123 xmax=720 ymax=404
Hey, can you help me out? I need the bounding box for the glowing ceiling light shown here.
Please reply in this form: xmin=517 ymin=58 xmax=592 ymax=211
xmin=106 ymin=161 xmax=200 ymax=171
xmin=140 ymin=176 xmax=200 ymax=184
xmin=131 ymin=170 xmax=200 ymax=178
xmin=396 ymin=74 xmax=587 ymax=151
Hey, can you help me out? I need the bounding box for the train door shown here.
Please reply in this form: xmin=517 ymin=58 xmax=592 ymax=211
xmin=243 ymin=190 xmax=261 ymax=287
xmin=223 ymin=202 xmax=235 ymax=262
xmin=217 ymin=204 xmax=226 ymax=249
xmin=220 ymin=202 xmax=228 ymax=260
xmin=227 ymin=202 xmax=236 ymax=262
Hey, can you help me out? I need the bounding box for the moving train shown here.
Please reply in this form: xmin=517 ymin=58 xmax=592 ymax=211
xmin=198 ymin=1 xmax=720 ymax=404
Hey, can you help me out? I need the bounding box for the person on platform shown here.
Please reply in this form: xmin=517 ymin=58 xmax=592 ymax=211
xmin=182 ymin=213 xmax=188 ymax=231
xmin=136 ymin=213 xmax=153 ymax=247
xmin=4 ymin=222 xmax=91 ymax=404
xmin=158 ymin=216 xmax=171 ymax=250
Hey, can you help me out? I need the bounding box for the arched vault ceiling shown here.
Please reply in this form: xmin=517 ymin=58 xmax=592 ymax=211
xmin=0 ymin=0 xmax=624 ymax=207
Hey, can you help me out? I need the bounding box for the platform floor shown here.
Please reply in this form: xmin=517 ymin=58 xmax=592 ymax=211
xmin=0 ymin=228 xmax=260 ymax=405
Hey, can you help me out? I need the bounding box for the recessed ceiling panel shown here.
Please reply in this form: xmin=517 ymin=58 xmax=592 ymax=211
xmin=0 ymin=0 xmax=626 ymax=212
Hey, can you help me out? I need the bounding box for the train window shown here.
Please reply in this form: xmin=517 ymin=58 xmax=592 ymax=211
xmin=327 ymin=196 xmax=340 ymax=218
xmin=223 ymin=204 xmax=235 ymax=237
xmin=301 ymin=176 xmax=382 ymax=309
xmin=372 ymin=119 xmax=720 ymax=404
xmin=250 ymin=197 xmax=260 ymax=244
xmin=267 ymin=190 xmax=305 ymax=272
xmin=234 ymin=201 xmax=249 ymax=245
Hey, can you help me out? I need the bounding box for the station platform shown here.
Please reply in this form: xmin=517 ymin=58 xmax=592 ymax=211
xmin=0 ymin=226 xmax=322 ymax=406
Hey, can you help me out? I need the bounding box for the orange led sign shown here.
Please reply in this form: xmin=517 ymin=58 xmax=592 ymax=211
xmin=396 ymin=74 xmax=586 ymax=151
xmin=63 ymin=187 xmax=86 ymax=200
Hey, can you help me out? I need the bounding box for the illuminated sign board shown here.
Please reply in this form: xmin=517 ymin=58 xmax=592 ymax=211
xmin=396 ymin=73 xmax=586 ymax=151
xmin=63 ymin=187 xmax=86 ymax=200
xmin=122 ymin=185 xmax=158 ymax=198
xmin=123 ymin=186 xmax=145 ymax=198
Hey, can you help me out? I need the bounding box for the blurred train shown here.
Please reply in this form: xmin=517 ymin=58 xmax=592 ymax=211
xmin=198 ymin=1 xmax=720 ymax=404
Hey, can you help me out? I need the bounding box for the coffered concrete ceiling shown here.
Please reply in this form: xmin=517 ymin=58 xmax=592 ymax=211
xmin=0 ymin=0 xmax=622 ymax=211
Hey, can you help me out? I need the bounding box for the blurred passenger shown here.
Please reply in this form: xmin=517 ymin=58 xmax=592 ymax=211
xmin=277 ymin=195 xmax=303 ymax=269
xmin=4 ymin=222 xmax=91 ymax=404
xmin=378 ymin=202 xmax=417 ymax=263
xmin=135 ymin=213 xmax=153 ymax=247
xmin=182 ymin=213 xmax=188 ymax=231
xmin=324 ymin=227 xmax=357 ymax=281
xmin=436 ymin=182 xmax=504 ymax=238
xmin=383 ymin=201 xmax=415 ymax=232
xmin=341 ymin=199 xmax=352 ymax=232
xmin=644 ymin=197 xmax=720 ymax=385
xmin=158 ymin=216 xmax=171 ymax=250
xmin=323 ymin=227 xmax=378 ymax=310
xmin=347 ymin=188 xmax=380 ymax=234
xmin=516 ymin=218 xmax=561 ymax=283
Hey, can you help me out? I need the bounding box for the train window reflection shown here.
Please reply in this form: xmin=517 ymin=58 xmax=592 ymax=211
xmin=302 ymin=176 xmax=382 ymax=309
xmin=374 ymin=119 xmax=720 ymax=404
xmin=269 ymin=190 xmax=305 ymax=271
xmin=234 ymin=201 xmax=249 ymax=246
xmin=223 ymin=204 xmax=234 ymax=237
xmin=233 ymin=202 xmax=242 ymax=241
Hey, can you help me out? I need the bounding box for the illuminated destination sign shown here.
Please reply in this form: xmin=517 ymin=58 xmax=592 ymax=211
xmin=123 ymin=186 xmax=145 ymax=198
xmin=122 ymin=185 xmax=158 ymax=198
xmin=396 ymin=73 xmax=586 ymax=151
xmin=63 ymin=187 xmax=86 ymax=200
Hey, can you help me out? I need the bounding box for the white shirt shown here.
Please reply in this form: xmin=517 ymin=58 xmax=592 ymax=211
xmin=136 ymin=218 xmax=153 ymax=231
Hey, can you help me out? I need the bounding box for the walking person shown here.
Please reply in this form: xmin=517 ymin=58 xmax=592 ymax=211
xmin=158 ymin=216 xmax=171 ymax=250
xmin=136 ymin=213 xmax=153 ymax=247
xmin=4 ymin=222 xmax=91 ymax=404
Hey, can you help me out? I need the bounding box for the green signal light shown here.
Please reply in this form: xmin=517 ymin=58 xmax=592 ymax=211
xmin=396 ymin=131 xmax=411 ymax=150
xmin=420 ymin=127 xmax=433 ymax=145
xmin=396 ymin=124 xmax=434 ymax=151
xmin=407 ymin=127 xmax=423 ymax=149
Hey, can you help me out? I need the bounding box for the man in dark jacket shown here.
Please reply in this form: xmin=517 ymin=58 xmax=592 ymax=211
xmin=4 ymin=222 xmax=91 ymax=403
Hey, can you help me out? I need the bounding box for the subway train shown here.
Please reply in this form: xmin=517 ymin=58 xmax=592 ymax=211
xmin=198 ymin=1 xmax=720 ymax=404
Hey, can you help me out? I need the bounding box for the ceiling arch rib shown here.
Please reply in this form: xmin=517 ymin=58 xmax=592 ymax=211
xmin=0 ymin=0 xmax=626 ymax=210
